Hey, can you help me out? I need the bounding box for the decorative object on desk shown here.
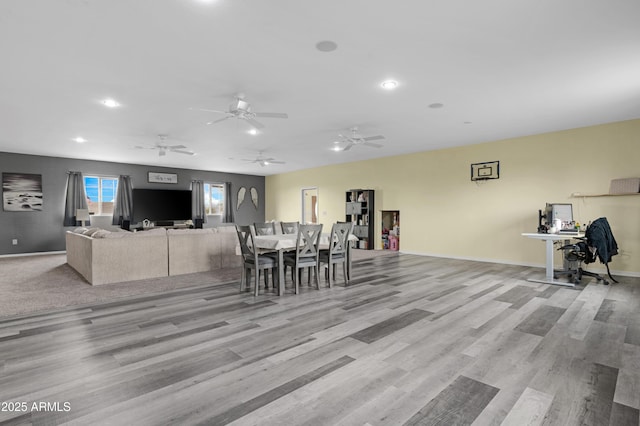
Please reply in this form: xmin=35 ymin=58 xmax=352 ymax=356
xmin=2 ymin=172 xmax=43 ymax=211
xmin=250 ymin=187 xmax=259 ymax=209
xmin=236 ymin=186 xmax=246 ymax=210
xmin=147 ymin=171 xmax=178 ymax=184
xmin=470 ymin=161 xmax=500 ymax=181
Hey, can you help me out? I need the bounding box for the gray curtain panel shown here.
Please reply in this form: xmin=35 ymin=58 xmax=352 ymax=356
xmin=191 ymin=180 xmax=207 ymax=224
xmin=63 ymin=171 xmax=88 ymax=226
xmin=224 ymin=182 xmax=234 ymax=223
xmin=111 ymin=175 xmax=133 ymax=225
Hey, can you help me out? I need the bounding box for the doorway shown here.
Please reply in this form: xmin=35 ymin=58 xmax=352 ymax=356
xmin=381 ymin=210 xmax=399 ymax=250
xmin=301 ymin=187 xmax=318 ymax=224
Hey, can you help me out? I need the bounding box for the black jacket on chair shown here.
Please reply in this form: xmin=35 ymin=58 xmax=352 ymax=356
xmin=585 ymin=217 xmax=619 ymax=283
xmin=585 ymin=217 xmax=618 ymax=265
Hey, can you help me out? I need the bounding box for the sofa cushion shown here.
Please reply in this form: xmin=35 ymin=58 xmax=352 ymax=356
xmin=82 ymin=227 xmax=101 ymax=237
xmin=91 ymin=229 xmax=112 ymax=238
xmin=167 ymin=228 xmax=215 ymax=235
xmin=136 ymin=228 xmax=167 ymax=236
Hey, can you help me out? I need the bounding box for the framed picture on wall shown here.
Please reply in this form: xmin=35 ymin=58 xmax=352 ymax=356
xmin=2 ymin=172 xmax=43 ymax=211
xmin=148 ymin=172 xmax=178 ymax=184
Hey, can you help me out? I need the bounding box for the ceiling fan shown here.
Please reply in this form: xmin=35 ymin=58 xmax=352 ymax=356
xmin=193 ymin=93 xmax=288 ymax=129
xmin=241 ymin=152 xmax=285 ymax=167
xmin=335 ymin=127 xmax=385 ymax=151
xmin=134 ymin=134 xmax=195 ymax=157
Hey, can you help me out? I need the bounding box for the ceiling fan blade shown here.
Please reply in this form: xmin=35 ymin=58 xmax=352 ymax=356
xmin=254 ymin=112 xmax=288 ymax=119
xmin=167 ymin=144 xmax=187 ymax=149
xmin=190 ymin=107 xmax=227 ymax=114
xmin=363 ymin=142 xmax=383 ymax=148
xmin=134 ymin=145 xmax=148 ymax=150
xmin=363 ymin=135 xmax=385 ymax=141
xmin=342 ymin=143 xmax=354 ymax=151
xmin=207 ymin=116 xmax=232 ymax=125
xmin=245 ymin=117 xmax=265 ymax=129
xmin=171 ymin=149 xmax=195 ymax=156
xmin=269 ymin=160 xmax=285 ymax=164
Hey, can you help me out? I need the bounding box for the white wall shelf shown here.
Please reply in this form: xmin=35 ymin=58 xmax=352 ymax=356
xmin=571 ymin=192 xmax=640 ymax=198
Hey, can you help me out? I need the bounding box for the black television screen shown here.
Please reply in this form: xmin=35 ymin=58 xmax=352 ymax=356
xmin=132 ymin=189 xmax=192 ymax=223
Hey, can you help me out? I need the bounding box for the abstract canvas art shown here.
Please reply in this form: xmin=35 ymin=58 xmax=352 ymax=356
xmin=2 ymin=173 xmax=43 ymax=211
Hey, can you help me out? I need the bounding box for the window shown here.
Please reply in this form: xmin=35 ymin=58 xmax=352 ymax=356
xmin=204 ymin=183 xmax=225 ymax=216
xmin=84 ymin=176 xmax=118 ymax=215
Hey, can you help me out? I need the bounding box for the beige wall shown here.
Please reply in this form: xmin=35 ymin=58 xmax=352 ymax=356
xmin=266 ymin=119 xmax=640 ymax=276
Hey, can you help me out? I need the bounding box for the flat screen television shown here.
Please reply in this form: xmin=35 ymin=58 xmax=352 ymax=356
xmin=132 ymin=189 xmax=192 ymax=224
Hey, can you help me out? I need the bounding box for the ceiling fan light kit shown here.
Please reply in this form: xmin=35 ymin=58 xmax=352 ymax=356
xmin=196 ymin=94 xmax=288 ymax=130
xmin=135 ymin=135 xmax=195 ymax=157
xmin=335 ymin=127 xmax=385 ymax=151
xmin=241 ymin=151 xmax=286 ymax=167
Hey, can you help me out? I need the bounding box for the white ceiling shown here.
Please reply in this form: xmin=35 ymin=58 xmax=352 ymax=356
xmin=1 ymin=0 xmax=639 ymax=176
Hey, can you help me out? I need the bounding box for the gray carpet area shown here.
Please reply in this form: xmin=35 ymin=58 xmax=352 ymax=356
xmin=0 ymin=249 xmax=397 ymax=318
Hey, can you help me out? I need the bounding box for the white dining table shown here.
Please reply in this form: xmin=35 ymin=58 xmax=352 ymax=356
xmin=253 ymin=233 xmax=358 ymax=295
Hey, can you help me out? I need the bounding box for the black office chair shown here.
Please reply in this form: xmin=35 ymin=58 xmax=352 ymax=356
xmin=557 ymin=217 xmax=619 ymax=285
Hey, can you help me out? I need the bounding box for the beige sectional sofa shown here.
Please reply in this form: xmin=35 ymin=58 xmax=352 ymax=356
xmin=66 ymin=226 xmax=241 ymax=285
xmin=166 ymin=227 xmax=240 ymax=276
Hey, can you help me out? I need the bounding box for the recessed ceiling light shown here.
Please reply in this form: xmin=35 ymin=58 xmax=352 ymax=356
xmin=332 ymin=145 xmax=342 ymax=152
xmin=381 ymin=80 xmax=398 ymax=90
xmin=316 ymin=40 xmax=338 ymax=52
xmin=102 ymin=98 xmax=120 ymax=108
xmin=428 ymin=102 xmax=444 ymax=109
xmin=248 ymin=128 xmax=259 ymax=135
xmin=73 ymin=137 xmax=87 ymax=143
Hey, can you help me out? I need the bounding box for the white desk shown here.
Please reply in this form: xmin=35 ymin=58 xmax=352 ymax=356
xmin=254 ymin=233 xmax=358 ymax=295
xmin=522 ymin=232 xmax=584 ymax=287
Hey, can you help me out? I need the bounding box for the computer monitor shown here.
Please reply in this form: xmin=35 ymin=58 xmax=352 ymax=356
xmin=545 ymin=203 xmax=573 ymax=224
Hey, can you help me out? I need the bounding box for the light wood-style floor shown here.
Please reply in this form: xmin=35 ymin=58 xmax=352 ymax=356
xmin=0 ymin=254 xmax=639 ymax=425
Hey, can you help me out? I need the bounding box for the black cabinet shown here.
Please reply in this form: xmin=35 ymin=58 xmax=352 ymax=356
xmin=345 ymin=189 xmax=375 ymax=249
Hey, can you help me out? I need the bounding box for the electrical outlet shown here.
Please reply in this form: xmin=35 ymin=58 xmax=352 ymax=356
xmin=12 ymin=239 xmax=18 ymax=245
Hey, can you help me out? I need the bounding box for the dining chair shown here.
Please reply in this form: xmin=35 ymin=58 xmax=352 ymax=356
xmin=236 ymin=225 xmax=279 ymax=296
xmin=283 ymin=224 xmax=323 ymax=294
xmin=319 ymin=222 xmax=352 ymax=287
xmin=253 ymin=222 xmax=276 ymax=235
xmin=280 ymin=221 xmax=299 ymax=235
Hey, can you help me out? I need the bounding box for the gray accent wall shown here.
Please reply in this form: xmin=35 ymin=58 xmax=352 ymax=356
xmin=0 ymin=152 xmax=264 ymax=255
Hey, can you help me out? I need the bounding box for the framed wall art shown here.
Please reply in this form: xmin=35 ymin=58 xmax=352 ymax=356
xmin=2 ymin=172 xmax=43 ymax=211
xmin=148 ymin=171 xmax=178 ymax=184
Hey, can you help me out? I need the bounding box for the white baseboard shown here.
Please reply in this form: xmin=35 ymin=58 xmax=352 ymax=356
xmin=399 ymin=250 xmax=640 ymax=278
xmin=0 ymin=250 xmax=66 ymax=259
